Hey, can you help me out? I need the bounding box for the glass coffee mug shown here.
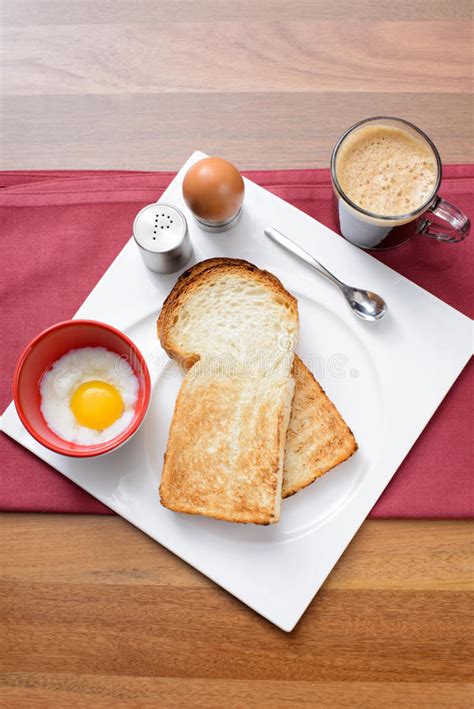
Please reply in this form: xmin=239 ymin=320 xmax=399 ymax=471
xmin=331 ymin=116 xmax=470 ymax=250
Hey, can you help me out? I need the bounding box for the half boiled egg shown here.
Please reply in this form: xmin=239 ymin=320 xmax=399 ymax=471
xmin=40 ymin=347 xmax=139 ymax=445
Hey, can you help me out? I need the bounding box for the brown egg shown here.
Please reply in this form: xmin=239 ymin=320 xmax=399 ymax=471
xmin=182 ymin=157 xmax=245 ymax=224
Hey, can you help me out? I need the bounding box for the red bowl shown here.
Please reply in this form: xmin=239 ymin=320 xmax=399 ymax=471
xmin=13 ymin=320 xmax=151 ymax=457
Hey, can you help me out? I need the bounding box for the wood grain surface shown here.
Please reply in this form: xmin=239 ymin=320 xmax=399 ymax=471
xmin=1 ymin=1 xmax=473 ymax=706
xmin=1 ymin=0 xmax=473 ymax=169
xmin=1 ymin=516 xmax=473 ymax=707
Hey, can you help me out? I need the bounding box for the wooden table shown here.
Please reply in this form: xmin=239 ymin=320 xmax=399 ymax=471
xmin=1 ymin=2 xmax=473 ymax=706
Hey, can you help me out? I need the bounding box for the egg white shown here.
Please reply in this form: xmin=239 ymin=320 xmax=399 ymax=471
xmin=40 ymin=347 xmax=139 ymax=445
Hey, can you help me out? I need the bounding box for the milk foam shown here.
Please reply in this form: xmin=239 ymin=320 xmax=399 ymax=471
xmin=336 ymin=125 xmax=437 ymax=217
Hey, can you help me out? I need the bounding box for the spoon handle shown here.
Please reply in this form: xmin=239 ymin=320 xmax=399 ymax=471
xmin=264 ymin=227 xmax=344 ymax=289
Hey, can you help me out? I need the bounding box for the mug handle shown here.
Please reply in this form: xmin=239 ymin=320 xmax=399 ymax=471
xmin=418 ymin=196 xmax=470 ymax=243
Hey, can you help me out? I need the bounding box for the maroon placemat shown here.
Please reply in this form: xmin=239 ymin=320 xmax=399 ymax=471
xmin=0 ymin=167 xmax=472 ymax=517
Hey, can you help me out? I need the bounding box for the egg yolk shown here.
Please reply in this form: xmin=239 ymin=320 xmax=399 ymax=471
xmin=70 ymin=381 xmax=124 ymax=431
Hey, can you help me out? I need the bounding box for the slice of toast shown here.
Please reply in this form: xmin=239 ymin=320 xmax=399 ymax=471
xmin=158 ymin=258 xmax=357 ymax=502
xmin=282 ymin=355 xmax=357 ymax=497
xmin=158 ymin=259 xmax=299 ymax=524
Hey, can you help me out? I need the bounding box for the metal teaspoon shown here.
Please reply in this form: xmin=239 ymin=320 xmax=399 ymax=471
xmin=264 ymin=227 xmax=387 ymax=322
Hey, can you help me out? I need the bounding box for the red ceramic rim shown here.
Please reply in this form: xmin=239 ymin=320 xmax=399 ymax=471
xmin=13 ymin=319 xmax=152 ymax=458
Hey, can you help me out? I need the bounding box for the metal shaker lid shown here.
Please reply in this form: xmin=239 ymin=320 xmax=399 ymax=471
xmin=133 ymin=203 xmax=192 ymax=274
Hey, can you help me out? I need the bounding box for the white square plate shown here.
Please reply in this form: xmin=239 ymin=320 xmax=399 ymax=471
xmin=1 ymin=152 xmax=472 ymax=631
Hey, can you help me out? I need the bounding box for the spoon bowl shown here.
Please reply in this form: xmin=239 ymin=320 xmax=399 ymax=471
xmin=343 ymin=286 xmax=388 ymax=321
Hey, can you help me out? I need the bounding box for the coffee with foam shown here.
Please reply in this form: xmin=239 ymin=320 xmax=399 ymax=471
xmin=335 ymin=125 xmax=438 ymax=217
